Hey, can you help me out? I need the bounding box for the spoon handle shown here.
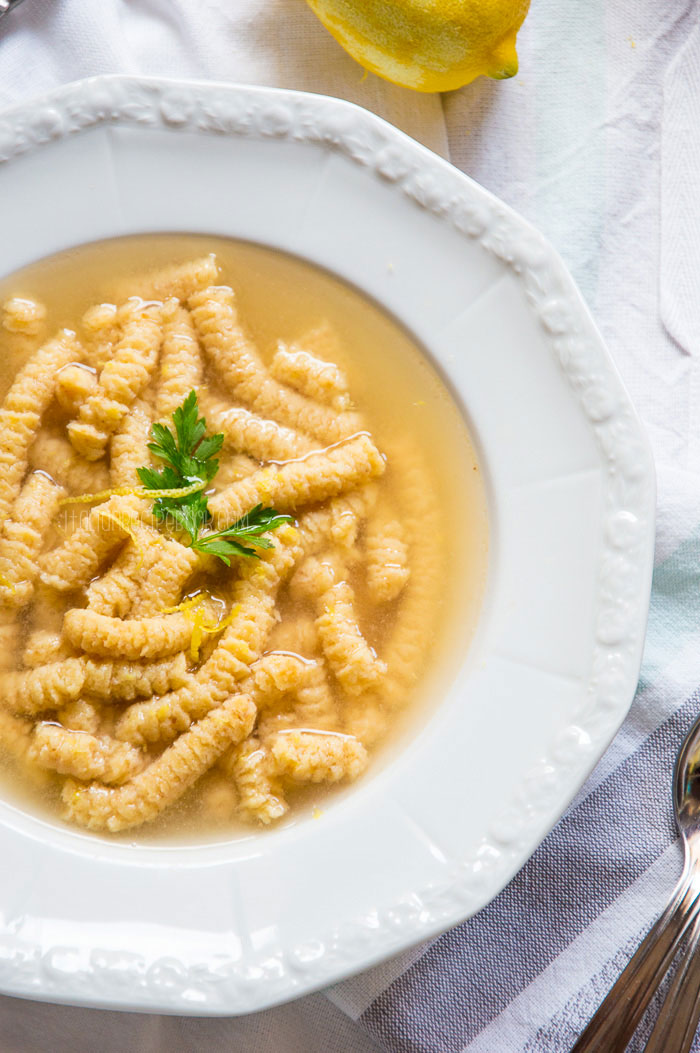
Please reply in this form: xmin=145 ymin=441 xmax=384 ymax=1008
xmin=643 ymin=907 xmax=700 ymax=1052
xmin=0 ymin=0 xmax=26 ymax=18
xmin=572 ymin=863 xmax=700 ymax=1053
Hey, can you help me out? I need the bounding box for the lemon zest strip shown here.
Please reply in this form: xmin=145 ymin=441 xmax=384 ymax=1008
xmin=96 ymin=510 xmax=146 ymax=570
xmin=59 ymin=481 xmax=205 ymax=507
xmin=162 ymin=594 xmax=240 ymax=662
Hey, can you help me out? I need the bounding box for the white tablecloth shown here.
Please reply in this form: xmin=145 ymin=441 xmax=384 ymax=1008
xmin=1 ymin=1 xmax=698 ymax=1049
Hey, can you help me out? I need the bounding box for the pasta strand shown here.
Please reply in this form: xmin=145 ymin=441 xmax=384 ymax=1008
xmin=0 ymin=471 xmax=66 ymax=608
xmin=208 ymin=434 xmax=384 ymax=528
xmin=270 ymin=337 xmax=350 ymax=411
xmin=29 ymin=428 xmax=110 ymax=494
xmin=189 ymin=286 xmax=363 ymax=442
xmin=156 ymin=304 xmax=203 ymax=419
xmin=63 ymin=608 xmax=195 ymax=660
xmin=201 ymin=391 xmax=314 ymax=462
xmin=269 ymin=729 xmax=368 ymax=783
xmin=30 ymin=723 xmax=146 ymax=785
xmin=62 ymin=690 xmax=256 ymax=832
xmin=0 ymin=329 xmax=81 ymax=522
xmin=68 ymin=300 xmax=162 ymax=460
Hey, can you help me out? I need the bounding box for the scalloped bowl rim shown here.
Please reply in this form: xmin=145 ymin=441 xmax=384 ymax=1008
xmin=0 ymin=76 xmax=655 ymax=1014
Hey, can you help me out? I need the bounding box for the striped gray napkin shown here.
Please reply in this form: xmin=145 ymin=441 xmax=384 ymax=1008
xmin=331 ymin=658 xmax=692 ymax=1050
xmin=0 ymin=1 xmax=698 ymax=1052
xmin=322 ymin=6 xmax=700 ymax=1048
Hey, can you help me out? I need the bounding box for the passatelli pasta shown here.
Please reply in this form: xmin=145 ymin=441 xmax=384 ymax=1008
xmin=0 ymin=242 xmax=472 ymax=838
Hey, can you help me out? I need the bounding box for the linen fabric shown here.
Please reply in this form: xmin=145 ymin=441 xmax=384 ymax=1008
xmin=0 ymin=0 xmax=697 ymax=1050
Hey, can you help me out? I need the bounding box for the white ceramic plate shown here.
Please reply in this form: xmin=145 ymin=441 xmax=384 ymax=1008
xmin=0 ymin=76 xmax=654 ymax=1014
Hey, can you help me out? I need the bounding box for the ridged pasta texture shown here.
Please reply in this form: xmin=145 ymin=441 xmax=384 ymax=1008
xmin=189 ymin=285 xmax=364 ymax=442
xmin=364 ymin=515 xmax=410 ymax=603
xmin=30 ymin=723 xmax=146 ymax=785
xmin=201 ymin=391 xmax=313 ymax=462
xmin=297 ymin=555 xmax=387 ymax=695
xmin=55 ymin=363 xmax=97 ymax=416
xmin=68 ymin=300 xmax=162 ymax=460
xmin=29 ymin=428 xmax=110 ymax=494
xmin=130 ymin=537 xmax=201 ymax=617
xmin=208 ymin=434 xmax=385 ymax=527
xmin=82 ymin=654 xmax=189 ymax=701
xmin=62 ymin=691 xmax=256 ymax=832
xmin=0 ymin=329 xmax=81 ymax=522
xmin=39 ymin=494 xmax=143 ymax=591
xmin=2 ymin=297 xmax=46 ymax=336
xmin=110 ymin=398 xmax=153 ymax=488
xmin=81 ymin=302 xmax=119 ymax=372
xmin=63 ymin=608 xmax=195 ymax=660
xmin=270 ymin=340 xmax=350 ymax=411
xmin=289 ymin=660 xmax=339 ymax=731
xmin=0 ymin=251 xmax=447 ymax=837
xmin=269 ymin=730 xmax=368 ymax=783
xmin=58 ymin=698 xmax=101 ymax=735
xmin=0 ymin=472 xmax=65 ymax=608
xmin=0 ymin=658 xmax=86 ymax=715
xmin=227 ymin=737 xmax=287 ymax=824
xmin=156 ymin=303 xmax=203 ymax=419
xmin=22 ymin=630 xmax=74 ymax=669
xmin=114 ymin=535 xmax=304 ymax=746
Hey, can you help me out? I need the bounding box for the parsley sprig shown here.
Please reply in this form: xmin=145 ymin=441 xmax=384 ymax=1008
xmin=191 ymin=504 xmax=293 ymax=565
xmin=137 ymin=391 xmax=291 ymax=564
xmin=137 ymin=391 xmax=221 ymax=538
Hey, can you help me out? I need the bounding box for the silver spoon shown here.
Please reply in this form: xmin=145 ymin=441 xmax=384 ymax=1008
xmin=572 ymin=710 xmax=700 ymax=1053
xmin=0 ymin=0 xmax=26 ymax=19
xmin=642 ymin=719 xmax=700 ymax=1052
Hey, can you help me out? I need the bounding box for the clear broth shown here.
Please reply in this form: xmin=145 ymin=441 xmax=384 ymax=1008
xmin=0 ymin=235 xmax=488 ymax=843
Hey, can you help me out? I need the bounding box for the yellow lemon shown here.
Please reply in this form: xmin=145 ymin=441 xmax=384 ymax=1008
xmin=305 ymin=0 xmax=530 ymax=92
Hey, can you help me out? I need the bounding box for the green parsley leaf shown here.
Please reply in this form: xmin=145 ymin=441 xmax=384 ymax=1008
xmin=191 ymin=504 xmax=293 ymax=564
xmin=195 ymin=434 xmax=225 ymax=466
xmin=136 ymin=464 xmax=184 ymax=492
xmin=191 ymin=538 xmax=257 ymax=566
xmin=145 ymin=390 xmax=223 ymax=487
xmin=230 ymin=504 xmax=293 ymax=537
xmin=137 ymin=395 xmax=291 ymax=564
xmin=161 ymin=492 xmax=211 ymax=541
